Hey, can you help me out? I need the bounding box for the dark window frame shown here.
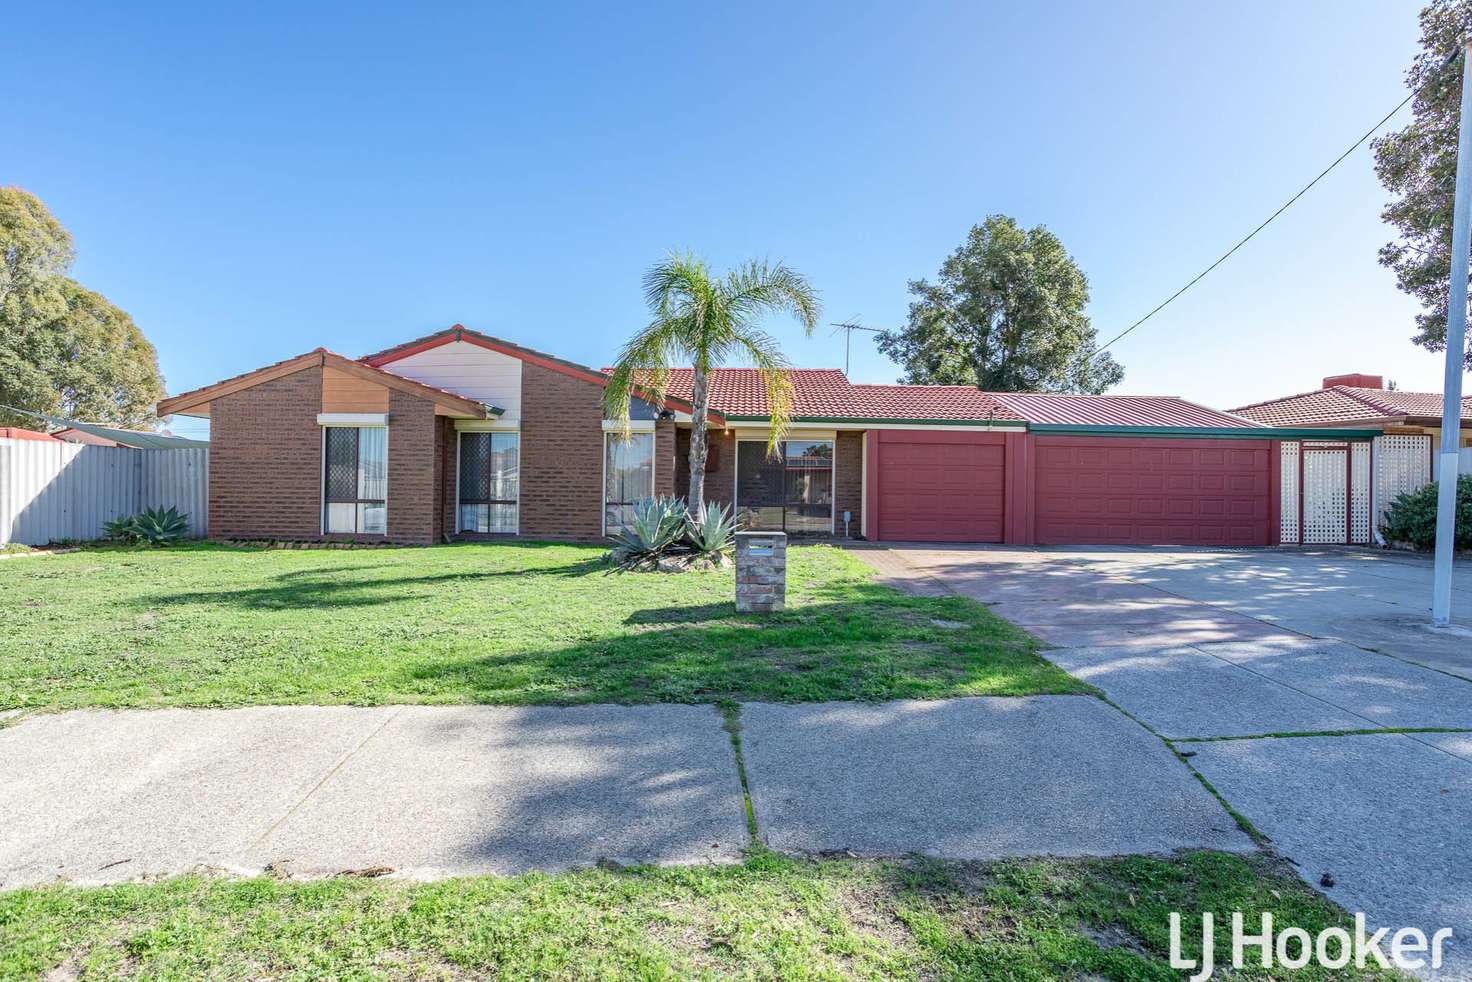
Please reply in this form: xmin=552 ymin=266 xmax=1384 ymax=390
xmin=321 ymin=426 xmax=387 ymax=534
xmin=735 ymin=438 xmax=835 ymax=535
xmin=457 ymin=430 xmax=520 ymax=533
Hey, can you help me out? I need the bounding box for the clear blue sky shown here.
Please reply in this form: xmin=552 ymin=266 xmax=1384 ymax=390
xmin=5 ymin=0 xmax=1457 ymax=439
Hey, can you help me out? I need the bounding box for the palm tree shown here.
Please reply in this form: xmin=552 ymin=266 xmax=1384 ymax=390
xmin=603 ymin=253 xmax=821 ymax=515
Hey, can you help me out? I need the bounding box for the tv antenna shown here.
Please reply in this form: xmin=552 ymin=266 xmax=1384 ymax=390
xmin=829 ymin=318 xmax=882 ymax=376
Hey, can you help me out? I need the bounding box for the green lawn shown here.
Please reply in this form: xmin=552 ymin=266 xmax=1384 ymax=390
xmin=0 ymin=851 xmax=1396 ymax=981
xmin=0 ymin=541 xmax=1079 ymax=711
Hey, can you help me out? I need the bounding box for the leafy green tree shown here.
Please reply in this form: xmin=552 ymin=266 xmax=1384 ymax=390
xmin=1373 ymin=0 xmax=1472 ymax=368
xmin=0 ymin=187 xmax=163 ymax=428
xmin=603 ymin=253 xmax=820 ymax=514
xmin=877 ymin=215 xmax=1123 ymax=393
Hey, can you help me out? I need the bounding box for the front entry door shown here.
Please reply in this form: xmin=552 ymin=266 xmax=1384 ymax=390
xmin=1301 ymin=446 xmax=1348 ymax=544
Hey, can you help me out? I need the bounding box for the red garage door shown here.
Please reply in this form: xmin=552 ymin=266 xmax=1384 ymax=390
xmin=876 ymin=432 xmax=1006 ymax=541
xmin=1034 ymin=437 xmax=1271 ymax=546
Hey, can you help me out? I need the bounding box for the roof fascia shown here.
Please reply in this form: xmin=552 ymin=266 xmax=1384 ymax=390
xmin=1028 ymin=423 xmax=1380 ymax=440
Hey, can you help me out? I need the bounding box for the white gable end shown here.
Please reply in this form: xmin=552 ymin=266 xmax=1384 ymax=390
xmin=382 ymin=341 xmax=522 ymax=421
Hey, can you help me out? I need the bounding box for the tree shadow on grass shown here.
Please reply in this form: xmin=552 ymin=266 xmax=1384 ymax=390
xmin=135 ymin=557 xmax=606 ymax=611
xmin=388 ymin=597 xmax=1066 ymax=706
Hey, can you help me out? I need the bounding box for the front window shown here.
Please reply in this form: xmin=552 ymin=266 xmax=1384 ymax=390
xmin=736 ymin=439 xmax=833 ymax=534
xmin=323 ymin=426 xmax=387 ymax=534
xmin=605 ymin=431 xmax=655 ymax=534
xmin=459 ymin=431 xmax=520 ymax=533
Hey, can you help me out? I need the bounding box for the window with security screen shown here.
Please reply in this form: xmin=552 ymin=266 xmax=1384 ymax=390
xmin=735 ymin=439 xmax=833 ymax=534
xmin=322 ymin=426 xmax=387 ymax=534
xmin=458 ymin=431 xmax=520 ymax=533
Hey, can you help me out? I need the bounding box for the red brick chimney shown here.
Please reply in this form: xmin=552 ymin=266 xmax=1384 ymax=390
xmin=1322 ymin=373 xmax=1383 ymax=389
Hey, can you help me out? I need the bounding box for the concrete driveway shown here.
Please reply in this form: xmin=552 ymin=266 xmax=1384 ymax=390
xmin=861 ymin=544 xmax=1472 ymax=980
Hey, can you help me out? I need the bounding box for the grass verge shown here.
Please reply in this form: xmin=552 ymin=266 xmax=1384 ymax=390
xmin=0 ymin=851 xmax=1398 ymax=981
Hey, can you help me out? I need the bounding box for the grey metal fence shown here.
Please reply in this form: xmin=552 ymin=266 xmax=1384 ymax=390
xmin=0 ymin=440 xmax=208 ymax=545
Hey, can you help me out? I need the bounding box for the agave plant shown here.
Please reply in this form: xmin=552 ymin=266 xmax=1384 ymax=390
xmin=607 ymin=496 xmax=689 ymax=570
xmin=103 ymin=506 xmax=190 ymax=546
xmin=103 ymin=515 xmax=138 ymax=542
xmin=684 ymin=501 xmax=737 ymax=559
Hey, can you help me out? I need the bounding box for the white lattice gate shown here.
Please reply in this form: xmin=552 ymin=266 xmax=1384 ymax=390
xmin=1278 ymin=438 xmax=1380 ymax=545
xmin=1301 ymin=444 xmax=1348 ymax=543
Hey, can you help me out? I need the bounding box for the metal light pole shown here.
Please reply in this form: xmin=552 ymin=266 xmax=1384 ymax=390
xmin=1432 ymin=40 xmax=1472 ymax=626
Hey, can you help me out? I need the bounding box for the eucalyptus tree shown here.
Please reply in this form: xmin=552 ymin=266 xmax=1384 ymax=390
xmin=603 ymin=253 xmax=820 ymax=514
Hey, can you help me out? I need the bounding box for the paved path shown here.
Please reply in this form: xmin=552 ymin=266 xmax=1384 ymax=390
xmin=0 ymin=695 xmax=1248 ymax=889
xmin=0 ymin=705 xmax=747 ymax=886
xmin=742 ymin=697 xmax=1248 ymax=858
xmin=859 ymin=544 xmax=1472 ymax=980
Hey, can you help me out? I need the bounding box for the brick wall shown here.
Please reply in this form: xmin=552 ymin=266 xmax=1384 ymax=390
xmin=834 ymin=430 xmax=864 ymax=539
xmin=385 ymin=389 xmax=441 ymax=545
xmin=210 ymin=367 xmax=323 ymax=540
xmin=439 ymin=416 xmax=457 ymax=537
xmin=519 ymin=361 xmax=605 ymax=540
xmin=675 ymin=426 xmax=735 ymax=509
xmin=209 ymin=364 xmax=450 ymax=545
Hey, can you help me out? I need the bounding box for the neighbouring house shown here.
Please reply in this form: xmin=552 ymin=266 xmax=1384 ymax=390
xmin=157 ymin=324 xmax=1374 ymax=547
xmin=1233 ymin=374 xmax=1472 ymax=544
xmin=48 ymin=423 xmax=208 ymax=449
xmin=0 ymin=427 xmax=60 ymax=442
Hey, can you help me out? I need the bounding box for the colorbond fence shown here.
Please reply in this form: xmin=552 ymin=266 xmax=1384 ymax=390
xmin=0 ymin=439 xmax=208 ymax=545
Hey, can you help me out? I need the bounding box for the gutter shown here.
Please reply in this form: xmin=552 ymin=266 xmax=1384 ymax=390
xmin=1027 ymin=424 xmax=1382 ymax=440
xmin=721 ymin=414 xmax=1025 ymax=428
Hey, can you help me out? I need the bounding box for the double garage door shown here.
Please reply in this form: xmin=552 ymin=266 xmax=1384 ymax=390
xmin=873 ymin=432 xmax=1271 ymax=546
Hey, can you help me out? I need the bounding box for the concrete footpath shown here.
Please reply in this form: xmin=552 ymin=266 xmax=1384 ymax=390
xmin=0 ymin=697 xmax=1246 ymax=889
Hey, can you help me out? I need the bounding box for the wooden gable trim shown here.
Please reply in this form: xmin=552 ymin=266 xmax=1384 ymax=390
xmin=157 ymin=352 xmax=324 ymax=417
xmin=157 ymin=349 xmax=488 ymax=419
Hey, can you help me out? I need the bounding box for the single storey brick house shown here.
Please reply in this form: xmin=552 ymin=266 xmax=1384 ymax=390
xmin=159 ymin=324 xmax=1364 ymax=547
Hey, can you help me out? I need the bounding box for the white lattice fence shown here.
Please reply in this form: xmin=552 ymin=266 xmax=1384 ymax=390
xmin=1373 ymin=434 xmax=1432 ymax=531
xmin=1350 ymin=442 xmax=1371 ymax=543
xmin=1280 ymin=441 xmax=1300 ymax=543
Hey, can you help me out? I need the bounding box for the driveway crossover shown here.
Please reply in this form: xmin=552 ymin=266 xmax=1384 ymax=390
xmin=862 ymin=544 xmax=1472 ymax=980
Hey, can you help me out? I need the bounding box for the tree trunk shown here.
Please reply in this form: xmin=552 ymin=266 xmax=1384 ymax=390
xmin=687 ymin=364 xmax=710 ymax=515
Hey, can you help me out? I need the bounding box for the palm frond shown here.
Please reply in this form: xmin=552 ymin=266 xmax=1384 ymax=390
xmin=722 ymin=260 xmax=821 ymax=337
xmin=729 ymin=325 xmax=796 ymax=454
xmin=602 ymin=321 xmax=680 ymax=432
xmin=643 ymin=252 xmax=711 ymax=325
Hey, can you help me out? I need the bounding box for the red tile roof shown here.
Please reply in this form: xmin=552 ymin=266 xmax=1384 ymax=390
xmin=647 ymin=368 xmax=1024 ymax=421
xmin=1231 ymin=385 xmax=1472 ymax=427
xmin=988 ymin=392 xmax=1259 ymax=428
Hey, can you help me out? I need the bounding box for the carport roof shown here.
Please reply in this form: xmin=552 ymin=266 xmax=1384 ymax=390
xmin=989 ymin=392 xmax=1259 ymax=428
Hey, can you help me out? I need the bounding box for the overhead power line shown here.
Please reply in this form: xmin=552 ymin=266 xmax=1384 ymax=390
xmin=1094 ymin=49 xmax=1463 ymax=359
